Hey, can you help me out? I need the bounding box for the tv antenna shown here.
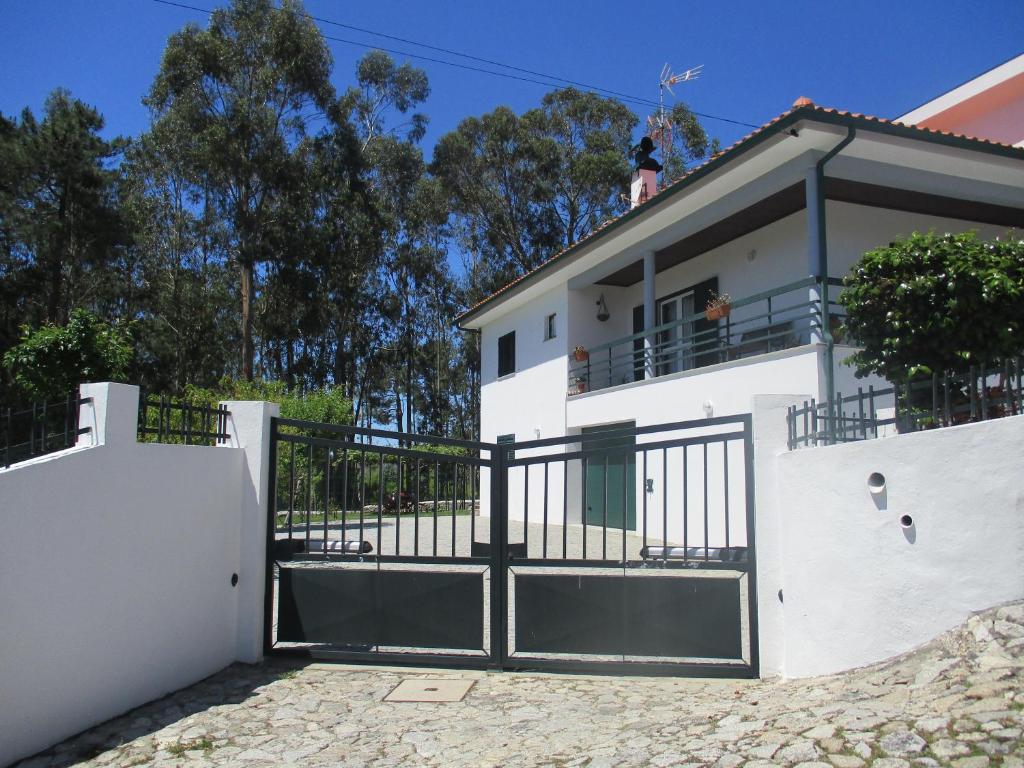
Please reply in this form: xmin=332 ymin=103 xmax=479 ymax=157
xmin=647 ymin=63 xmax=702 ymax=176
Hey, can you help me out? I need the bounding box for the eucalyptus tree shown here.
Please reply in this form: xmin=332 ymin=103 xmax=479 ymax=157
xmin=345 ymin=51 xmax=450 ymax=436
xmin=120 ymin=136 xmax=240 ymax=392
xmin=432 ymin=88 xmax=717 ymax=298
xmin=143 ymin=0 xmax=337 ymax=380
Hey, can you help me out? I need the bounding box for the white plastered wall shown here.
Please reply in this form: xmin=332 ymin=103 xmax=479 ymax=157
xmin=759 ymin=412 xmax=1024 ymax=678
xmin=0 ymin=384 xmax=276 ymax=767
xmin=479 ymin=285 xmax=569 ymax=521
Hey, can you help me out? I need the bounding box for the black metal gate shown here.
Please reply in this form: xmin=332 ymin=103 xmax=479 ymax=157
xmin=264 ymin=414 xmax=757 ymax=677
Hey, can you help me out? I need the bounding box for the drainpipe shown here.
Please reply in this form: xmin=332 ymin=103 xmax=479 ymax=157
xmin=806 ymin=126 xmax=856 ymax=442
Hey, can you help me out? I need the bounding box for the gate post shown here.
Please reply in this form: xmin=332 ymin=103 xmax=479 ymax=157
xmin=489 ymin=442 xmax=507 ymax=669
xmin=220 ymin=400 xmax=280 ymax=664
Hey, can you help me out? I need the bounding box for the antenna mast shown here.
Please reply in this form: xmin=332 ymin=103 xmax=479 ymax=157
xmin=649 ymin=63 xmax=702 ymax=179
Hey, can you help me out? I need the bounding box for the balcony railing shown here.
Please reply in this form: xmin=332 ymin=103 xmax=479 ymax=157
xmin=568 ymin=277 xmax=844 ymax=394
xmin=787 ymin=357 xmax=1023 ymax=449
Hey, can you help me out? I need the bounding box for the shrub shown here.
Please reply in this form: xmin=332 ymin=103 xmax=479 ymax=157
xmin=2 ymin=309 xmax=133 ymax=401
xmin=839 ymin=230 xmax=1024 ymax=381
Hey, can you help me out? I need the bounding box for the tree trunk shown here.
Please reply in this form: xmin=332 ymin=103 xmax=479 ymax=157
xmin=240 ymin=260 xmax=255 ymax=380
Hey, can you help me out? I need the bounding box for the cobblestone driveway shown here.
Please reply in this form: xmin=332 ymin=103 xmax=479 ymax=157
xmin=15 ymin=604 xmax=1023 ymax=768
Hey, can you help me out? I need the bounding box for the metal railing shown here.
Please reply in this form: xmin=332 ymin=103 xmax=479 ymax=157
xmin=1 ymin=392 xmax=91 ymax=469
xmin=569 ymin=277 xmax=844 ymax=394
xmin=787 ymin=357 xmax=1024 ymax=449
xmin=137 ymin=395 xmax=230 ymax=446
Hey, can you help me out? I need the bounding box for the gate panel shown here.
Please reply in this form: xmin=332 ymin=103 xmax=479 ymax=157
xmin=264 ymin=418 xmax=500 ymax=667
xmin=623 ymin=571 xmax=744 ymax=660
xmin=502 ymin=414 xmax=758 ymax=677
xmin=277 ymin=566 xmax=376 ymax=645
xmin=513 ymin=571 xmax=623 ymax=655
xmin=276 ymin=566 xmax=486 ymax=651
xmin=264 ymin=413 xmax=757 ymax=677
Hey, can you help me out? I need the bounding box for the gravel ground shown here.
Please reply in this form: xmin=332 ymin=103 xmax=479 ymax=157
xmin=13 ymin=602 xmax=1024 ymax=768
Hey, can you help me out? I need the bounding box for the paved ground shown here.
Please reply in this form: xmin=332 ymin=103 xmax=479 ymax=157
xmin=277 ymin=515 xmax=706 ymax=560
xmin=15 ymin=603 xmax=1024 ymax=768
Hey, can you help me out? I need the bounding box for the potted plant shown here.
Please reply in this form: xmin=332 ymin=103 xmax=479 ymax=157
xmin=570 ymin=376 xmax=588 ymax=395
xmin=705 ymin=292 xmax=732 ymax=321
xmin=572 ymin=345 xmax=589 ymax=362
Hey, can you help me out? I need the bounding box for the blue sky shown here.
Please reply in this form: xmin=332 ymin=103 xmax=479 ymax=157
xmin=3 ymin=0 xmax=1023 ymax=158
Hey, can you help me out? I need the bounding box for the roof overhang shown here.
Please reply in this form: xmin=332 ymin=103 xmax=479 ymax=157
xmin=457 ymin=106 xmax=1024 ymax=331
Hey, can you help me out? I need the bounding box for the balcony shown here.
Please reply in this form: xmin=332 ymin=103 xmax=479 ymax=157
xmin=568 ymin=277 xmax=845 ymax=395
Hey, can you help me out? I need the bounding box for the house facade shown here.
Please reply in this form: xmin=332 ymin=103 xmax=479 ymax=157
xmin=459 ymin=102 xmax=1024 ymax=529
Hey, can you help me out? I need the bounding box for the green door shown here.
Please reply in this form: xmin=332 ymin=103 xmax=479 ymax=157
xmin=583 ymin=424 xmax=637 ymax=530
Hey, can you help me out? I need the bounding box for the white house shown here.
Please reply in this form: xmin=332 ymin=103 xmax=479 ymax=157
xmin=458 ymin=99 xmax=1024 ymax=534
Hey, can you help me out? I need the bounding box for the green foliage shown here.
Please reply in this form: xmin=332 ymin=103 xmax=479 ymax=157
xmin=182 ymin=377 xmax=353 ymax=425
xmin=145 ymin=0 xmax=339 ymax=380
xmin=839 ymin=230 xmax=1024 ymax=381
xmin=0 ymin=89 xmax=128 ymax=402
xmin=0 ymin=1 xmax=720 ymax=441
xmin=2 ymin=309 xmax=133 ymax=400
xmin=432 ymin=87 xmax=717 ymax=298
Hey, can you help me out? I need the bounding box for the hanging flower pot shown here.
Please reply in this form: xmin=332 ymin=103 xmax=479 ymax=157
xmin=705 ymin=292 xmax=732 ymax=322
xmin=573 ymin=345 xmax=589 ymax=362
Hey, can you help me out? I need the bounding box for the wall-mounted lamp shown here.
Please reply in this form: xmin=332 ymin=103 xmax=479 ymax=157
xmin=596 ymin=294 xmax=610 ymax=322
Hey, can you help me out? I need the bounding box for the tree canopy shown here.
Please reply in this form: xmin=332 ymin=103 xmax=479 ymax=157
xmin=0 ymin=0 xmax=721 ymax=442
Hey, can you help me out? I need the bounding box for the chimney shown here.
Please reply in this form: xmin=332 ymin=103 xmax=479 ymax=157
xmin=629 ymin=135 xmax=662 ymax=208
xmin=630 ymin=168 xmax=657 ymax=209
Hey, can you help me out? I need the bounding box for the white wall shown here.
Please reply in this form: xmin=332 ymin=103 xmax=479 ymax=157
xmin=480 ymin=285 xmax=569 ymax=520
xmin=570 ymin=201 xmax=1012 ymax=366
xmin=567 ymin=345 xmax=822 ymax=429
xmin=826 ymin=200 xmax=1010 ymax=278
xmin=581 ymin=210 xmax=811 ymax=353
xmin=0 ymin=384 xmax=275 ymax=767
xmin=766 ymin=413 xmax=1024 ymax=678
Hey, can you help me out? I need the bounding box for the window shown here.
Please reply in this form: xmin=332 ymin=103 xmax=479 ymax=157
xmin=544 ymin=313 xmax=557 ymax=341
xmin=498 ymin=331 xmax=516 ymax=377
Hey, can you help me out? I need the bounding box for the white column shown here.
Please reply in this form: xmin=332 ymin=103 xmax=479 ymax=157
xmin=643 ymin=251 xmax=656 ymax=379
xmin=221 ymin=399 xmax=280 ymax=664
xmin=77 ymin=382 xmax=140 ymax=448
xmin=805 ymin=166 xmax=824 ymax=344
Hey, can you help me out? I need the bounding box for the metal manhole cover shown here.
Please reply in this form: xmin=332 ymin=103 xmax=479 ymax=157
xmin=384 ymin=678 xmax=475 ymax=702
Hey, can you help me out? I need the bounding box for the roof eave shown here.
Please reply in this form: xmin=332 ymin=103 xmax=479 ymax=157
xmin=456 ymin=106 xmax=1024 ymax=330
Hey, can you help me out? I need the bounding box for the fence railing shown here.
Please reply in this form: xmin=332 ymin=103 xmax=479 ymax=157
xmin=270 ymin=419 xmax=488 ymax=561
xmin=569 ymin=276 xmax=844 ymax=394
xmin=1 ymin=392 xmax=91 ymax=469
xmin=787 ymin=357 xmax=1024 ymax=449
xmin=137 ymin=395 xmax=230 ymax=446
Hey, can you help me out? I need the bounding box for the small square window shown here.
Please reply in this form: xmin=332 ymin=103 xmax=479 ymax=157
xmin=544 ymin=313 xmax=557 ymax=341
xmin=498 ymin=331 xmax=516 ymax=377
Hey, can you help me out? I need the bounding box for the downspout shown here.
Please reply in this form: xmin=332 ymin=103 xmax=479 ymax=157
xmin=811 ymin=126 xmax=856 ymax=441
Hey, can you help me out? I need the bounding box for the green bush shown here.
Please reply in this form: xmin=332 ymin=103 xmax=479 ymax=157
xmin=2 ymin=309 xmax=133 ymax=401
xmin=182 ymin=377 xmax=353 ymax=424
xmin=839 ymin=230 xmax=1024 ymax=382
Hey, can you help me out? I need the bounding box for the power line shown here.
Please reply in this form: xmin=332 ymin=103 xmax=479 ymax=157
xmin=150 ymin=0 xmax=762 ymax=130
